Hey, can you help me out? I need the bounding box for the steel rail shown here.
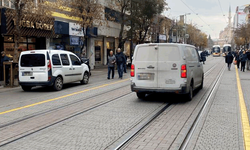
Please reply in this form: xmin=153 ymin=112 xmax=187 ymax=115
xmin=110 ymin=60 xmax=222 ymax=150
xmin=179 ymin=65 xmax=226 ymax=150
xmin=0 ymin=91 xmax=133 ymax=147
xmin=0 ymin=83 xmax=130 ymax=129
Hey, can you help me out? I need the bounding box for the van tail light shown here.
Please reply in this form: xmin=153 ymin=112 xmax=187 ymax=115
xmin=181 ymin=64 xmax=187 ymax=78
xmin=48 ymin=60 xmax=52 ymax=71
xmin=131 ymin=64 xmax=135 ymax=77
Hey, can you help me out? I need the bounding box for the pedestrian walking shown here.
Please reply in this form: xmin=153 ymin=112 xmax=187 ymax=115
xmin=235 ymin=50 xmax=241 ymax=69
xmin=240 ymin=50 xmax=248 ymax=72
xmin=0 ymin=51 xmax=10 ymax=85
xmin=225 ymin=51 xmax=234 ymax=71
xmin=246 ymin=49 xmax=250 ymax=70
xmin=107 ymin=51 xmax=116 ymax=79
xmin=115 ymin=48 xmax=126 ymax=79
xmin=200 ymin=50 xmax=206 ymax=64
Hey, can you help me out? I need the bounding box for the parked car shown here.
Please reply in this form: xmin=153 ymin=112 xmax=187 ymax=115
xmin=19 ymin=50 xmax=90 ymax=91
xmin=130 ymin=43 xmax=204 ymax=101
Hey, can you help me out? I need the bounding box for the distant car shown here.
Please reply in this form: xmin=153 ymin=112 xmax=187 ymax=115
xmin=131 ymin=43 xmax=204 ymax=101
xmin=19 ymin=50 xmax=90 ymax=91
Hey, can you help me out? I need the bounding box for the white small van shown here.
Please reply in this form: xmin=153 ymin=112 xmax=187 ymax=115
xmin=19 ymin=50 xmax=89 ymax=91
xmin=130 ymin=43 xmax=204 ymax=100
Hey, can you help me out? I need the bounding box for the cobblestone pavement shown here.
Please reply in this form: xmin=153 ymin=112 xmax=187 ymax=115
xmin=1 ymin=56 xmax=244 ymax=150
xmin=123 ymin=57 xmax=244 ymax=150
xmin=189 ymin=64 xmax=244 ymax=150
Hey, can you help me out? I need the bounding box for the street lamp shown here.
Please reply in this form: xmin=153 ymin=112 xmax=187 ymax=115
xmin=184 ymin=13 xmax=191 ymax=44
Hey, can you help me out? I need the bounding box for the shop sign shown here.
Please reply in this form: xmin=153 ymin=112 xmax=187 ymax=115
xmin=159 ymin=34 xmax=166 ymax=41
xmin=13 ymin=19 xmax=53 ymax=31
xmin=69 ymin=22 xmax=84 ymax=37
xmin=70 ymin=36 xmax=80 ymax=46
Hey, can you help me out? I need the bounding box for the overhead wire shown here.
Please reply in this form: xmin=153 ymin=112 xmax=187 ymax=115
xmin=217 ymin=0 xmax=228 ymax=23
xmin=179 ymin=0 xmax=219 ymax=38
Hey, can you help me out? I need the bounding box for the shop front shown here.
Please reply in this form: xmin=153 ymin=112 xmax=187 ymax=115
xmin=0 ymin=8 xmax=55 ymax=58
xmin=0 ymin=8 xmax=55 ymax=81
xmin=50 ymin=21 xmax=84 ymax=57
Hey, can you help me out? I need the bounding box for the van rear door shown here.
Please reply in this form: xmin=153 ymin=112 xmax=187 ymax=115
xmin=19 ymin=51 xmax=48 ymax=82
xmin=157 ymin=45 xmax=182 ymax=88
xmin=134 ymin=45 xmax=158 ymax=88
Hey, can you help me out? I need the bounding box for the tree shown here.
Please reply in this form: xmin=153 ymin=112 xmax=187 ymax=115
xmin=186 ymin=24 xmax=207 ymax=49
xmin=112 ymin=0 xmax=131 ymax=50
xmin=131 ymin=0 xmax=167 ymax=44
xmin=5 ymin=0 xmax=57 ymax=62
xmin=60 ymin=0 xmax=104 ymax=30
xmin=234 ymin=23 xmax=250 ymax=48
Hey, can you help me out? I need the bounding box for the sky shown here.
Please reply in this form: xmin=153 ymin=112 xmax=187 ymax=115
xmin=164 ymin=0 xmax=250 ymax=40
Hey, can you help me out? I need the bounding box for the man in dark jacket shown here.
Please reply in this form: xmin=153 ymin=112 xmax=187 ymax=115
xmin=0 ymin=51 xmax=10 ymax=85
xmin=115 ymin=48 xmax=126 ymax=79
xmin=107 ymin=51 xmax=116 ymax=79
xmin=225 ymin=52 xmax=234 ymax=71
xmin=240 ymin=50 xmax=248 ymax=72
xmin=200 ymin=50 xmax=206 ymax=64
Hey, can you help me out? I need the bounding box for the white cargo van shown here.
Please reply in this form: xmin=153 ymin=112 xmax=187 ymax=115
xmin=19 ymin=50 xmax=89 ymax=91
xmin=130 ymin=43 xmax=204 ymax=100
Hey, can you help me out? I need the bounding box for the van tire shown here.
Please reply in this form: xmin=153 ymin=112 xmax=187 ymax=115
xmin=21 ymin=86 xmax=32 ymax=91
xmin=53 ymin=76 xmax=63 ymax=91
xmin=136 ymin=92 xmax=146 ymax=99
xmin=186 ymin=85 xmax=193 ymax=101
xmin=80 ymin=72 xmax=89 ymax=84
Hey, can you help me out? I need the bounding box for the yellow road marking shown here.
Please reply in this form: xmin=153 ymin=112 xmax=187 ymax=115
xmin=235 ymin=65 xmax=250 ymax=150
xmin=0 ymin=79 xmax=129 ymax=115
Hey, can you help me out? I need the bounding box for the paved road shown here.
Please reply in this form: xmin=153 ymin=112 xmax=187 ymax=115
xmin=1 ymin=56 xmax=246 ymax=150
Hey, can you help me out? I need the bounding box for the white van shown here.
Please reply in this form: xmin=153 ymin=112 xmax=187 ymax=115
xmin=19 ymin=50 xmax=89 ymax=91
xmin=130 ymin=43 xmax=204 ymax=100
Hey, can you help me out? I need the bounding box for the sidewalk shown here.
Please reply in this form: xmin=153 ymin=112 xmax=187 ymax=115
xmin=186 ymin=64 xmax=244 ymax=150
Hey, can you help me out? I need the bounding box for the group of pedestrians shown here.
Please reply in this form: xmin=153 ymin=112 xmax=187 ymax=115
xmin=107 ymin=48 xmax=127 ymax=79
xmin=225 ymin=49 xmax=250 ymax=72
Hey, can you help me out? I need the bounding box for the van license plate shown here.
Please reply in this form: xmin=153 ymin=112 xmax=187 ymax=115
xmin=23 ymin=72 xmax=33 ymax=76
xmin=165 ymin=79 xmax=175 ymax=84
xmin=137 ymin=73 xmax=154 ymax=80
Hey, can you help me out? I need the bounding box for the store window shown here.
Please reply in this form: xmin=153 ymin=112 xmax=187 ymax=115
xmin=3 ymin=36 xmax=37 ymax=57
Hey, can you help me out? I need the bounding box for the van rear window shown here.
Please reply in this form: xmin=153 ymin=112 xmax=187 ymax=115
xmin=21 ymin=54 xmax=45 ymax=67
xmin=135 ymin=47 xmax=157 ymax=61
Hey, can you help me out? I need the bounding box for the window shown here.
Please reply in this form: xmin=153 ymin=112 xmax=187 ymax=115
xmin=70 ymin=54 xmax=81 ymax=66
xmin=52 ymin=54 xmax=61 ymax=66
xmin=60 ymin=54 xmax=70 ymax=66
xmin=158 ymin=46 xmax=180 ymax=61
xmin=21 ymin=54 xmax=45 ymax=67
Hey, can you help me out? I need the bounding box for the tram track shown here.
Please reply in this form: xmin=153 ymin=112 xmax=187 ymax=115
xmin=0 ymin=83 xmax=132 ymax=147
xmin=109 ymin=59 xmax=224 ymax=150
xmin=179 ymin=65 xmax=226 ymax=150
xmin=0 ymin=58 xmax=224 ymax=148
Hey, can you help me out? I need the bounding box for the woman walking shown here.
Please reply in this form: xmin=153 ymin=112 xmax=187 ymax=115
xmin=240 ymin=50 xmax=248 ymax=72
xmin=235 ymin=50 xmax=241 ymax=69
xmin=225 ymin=52 xmax=234 ymax=71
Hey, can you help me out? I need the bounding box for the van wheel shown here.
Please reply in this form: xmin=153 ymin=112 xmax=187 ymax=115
xmin=81 ymin=72 xmax=89 ymax=85
xmin=21 ymin=86 xmax=32 ymax=91
xmin=186 ymin=85 xmax=193 ymax=101
xmin=53 ymin=76 xmax=63 ymax=91
xmin=136 ymin=92 xmax=146 ymax=99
